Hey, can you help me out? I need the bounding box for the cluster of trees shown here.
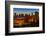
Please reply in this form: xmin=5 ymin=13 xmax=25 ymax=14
xmin=13 ymin=11 xmax=39 ymax=27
